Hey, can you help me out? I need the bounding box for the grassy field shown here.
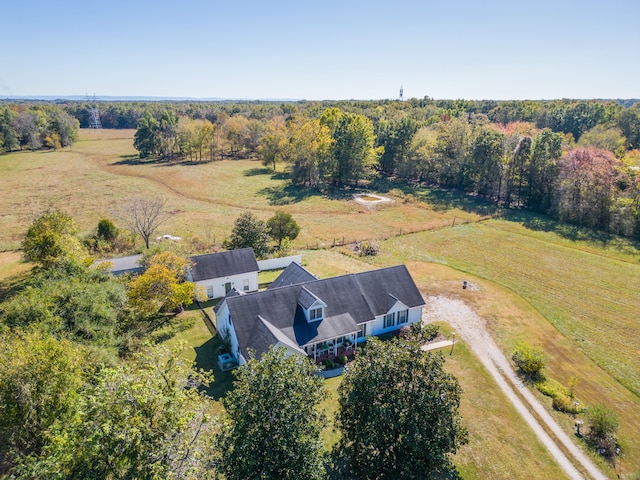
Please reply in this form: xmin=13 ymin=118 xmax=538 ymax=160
xmin=360 ymin=226 xmax=639 ymax=475
xmin=2 ymin=129 xmax=639 ymax=477
xmin=0 ymin=129 xmax=486 ymax=252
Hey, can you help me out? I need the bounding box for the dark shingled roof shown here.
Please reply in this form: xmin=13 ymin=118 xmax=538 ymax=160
xmin=189 ymin=248 xmax=259 ymax=281
xmin=225 ymin=265 xmax=424 ymax=360
xmin=267 ymin=262 xmax=318 ymax=289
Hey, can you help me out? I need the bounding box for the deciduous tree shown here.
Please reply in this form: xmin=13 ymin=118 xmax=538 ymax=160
xmin=555 ymin=148 xmax=623 ymax=229
xmin=21 ymin=209 xmax=87 ymax=267
xmin=225 ymin=212 xmax=270 ymax=258
xmin=331 ymin=112 xmax=381 ymax=186
xmin=127 ymin=251 xmax=195 ymax=315
xmin=586 ymin=404 xmax=620 ymax=457
xmin=118 ymin=196 xmax=171 ymax=249
xmin=259 ymin=116 xmax=289 ymax=170
xmin=267 ymin=211 xmax=300 ymax=248
xmin=217 ymin=347 xmax=325 ymax=480
xmin=0 ymin=331 xmax=84 ymax=465
xmin=286 ymin=119 xmax=333 ymax=187
xmin=336 ymin=338 xmax=467 ymax=479
xmin=18 ymin=347 xmax=216 ymax=479
xmin=133 ymin=112 xmax=161 ymax=158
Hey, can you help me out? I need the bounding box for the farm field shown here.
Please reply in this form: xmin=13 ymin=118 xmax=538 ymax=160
xmin=1 ymin=129 xmax=639 ymax=477
xmin=0 ymin=129 xmax=486 ymax=252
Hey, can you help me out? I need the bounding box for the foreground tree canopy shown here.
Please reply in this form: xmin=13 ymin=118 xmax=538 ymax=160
xmin=5 ymin=345 xmax=216 ymax=479
xmin=217 ymin=347 xmax=326 ymax=480
xmin=336 ymin=338 xmax=468 ymax=479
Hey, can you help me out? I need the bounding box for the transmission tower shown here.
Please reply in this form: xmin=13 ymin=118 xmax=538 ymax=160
xmin=87 ymin=94 xmax=102 ymax=129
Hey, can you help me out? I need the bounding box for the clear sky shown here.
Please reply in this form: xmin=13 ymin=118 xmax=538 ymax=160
xmin=1 ymin=0 xmax=638 ymax=100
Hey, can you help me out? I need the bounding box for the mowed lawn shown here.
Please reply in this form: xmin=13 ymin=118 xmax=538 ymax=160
xmin=366 ymin=222 xmax=640 ymax=474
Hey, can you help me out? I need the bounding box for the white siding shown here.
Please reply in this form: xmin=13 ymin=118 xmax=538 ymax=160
xmin=257 ymin=255 xmax=302 ymax=271
xmin=214 ymin=302 xmax=243 ymax=365
xmin=194 ymin=271 xmax=259 ymax=300
xmin=368 ymin=305 xmax=423 ymax=337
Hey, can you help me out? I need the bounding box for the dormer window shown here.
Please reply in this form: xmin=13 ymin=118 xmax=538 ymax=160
xmin=310 ymin=306 xmax=323 ymax=321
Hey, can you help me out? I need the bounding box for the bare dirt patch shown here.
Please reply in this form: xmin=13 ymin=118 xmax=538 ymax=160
xmin=353 ymin=193 xmax=394 ymax=206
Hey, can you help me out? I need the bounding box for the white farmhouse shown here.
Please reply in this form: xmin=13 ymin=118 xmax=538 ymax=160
xmin=214 ymin=263 xmax=424 ymax=366
xmin=188 ymin=248 xmax=259 ymax=300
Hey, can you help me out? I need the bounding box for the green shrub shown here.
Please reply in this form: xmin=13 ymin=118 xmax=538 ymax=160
xmin=552 ymin=394 xmax=582 ymax=414
xmin=536 ymin=378 xmax=569 ymax=398
xmin=337 ymin=355 xmax=348 ymax=365
xmin=97 ymin=219 xmax=118 ymax=242
xmin=511 ymin=342 xmax=546 ymax=379
xmin=358 ymin=241 xmax=379 ymax=257
xmin=586 ymin=404 xmax=619 ymax=457
xmin=423 ymin=324 xmax=439 ymax=341
xmin=322 ymin=359 xmax=335 ymax=369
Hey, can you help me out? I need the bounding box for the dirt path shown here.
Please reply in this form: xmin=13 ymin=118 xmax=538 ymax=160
xmin=422 ymin=295 xmax=608 ymax=480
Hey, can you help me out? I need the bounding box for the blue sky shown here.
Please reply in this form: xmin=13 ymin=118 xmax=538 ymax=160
xmin=1 ymin=0 xmax=638 ymax=100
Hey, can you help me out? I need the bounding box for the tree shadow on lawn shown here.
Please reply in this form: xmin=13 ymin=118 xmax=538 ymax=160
xmin=370 ymin=177 xmax=500 ymax=217
xmin=194 ymin=336 xmax=235 ymax=400
xmin=114 ymin=154 xmax=201 ymax=167
xmin=243 ymin=166 xmax=272 ymax=176
xmin=503 ymin=209 xmax=640 ymax=251
xmin=258 ymin=184 xmax=325 ymax=206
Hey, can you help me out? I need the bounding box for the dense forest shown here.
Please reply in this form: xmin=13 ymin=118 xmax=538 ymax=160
xmin=2 ymin=98 xmax=639 ymax=237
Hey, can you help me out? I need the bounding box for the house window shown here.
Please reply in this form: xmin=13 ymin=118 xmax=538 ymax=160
xmin=206 ymin=286 xmax=214 ymax=299
xmin=384 ymin=312 xmax=396 ymax=328
xmin=357 ymin=324 xmax=366 ymax=338
xmin=397 ymin=309 xmax=408 ymax=324
xmin=310 ymin=307 xmax=323 ymax=321
xmin=243 ymin=279 xmax=250 ymax=292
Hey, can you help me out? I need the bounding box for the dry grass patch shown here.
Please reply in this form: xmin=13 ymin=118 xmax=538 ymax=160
xmin=0 ymin=251 xmax=31 ymax=280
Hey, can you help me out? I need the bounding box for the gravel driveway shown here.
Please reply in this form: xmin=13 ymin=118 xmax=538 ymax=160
xmin=422 ymin=295 xmax=608 ymax=480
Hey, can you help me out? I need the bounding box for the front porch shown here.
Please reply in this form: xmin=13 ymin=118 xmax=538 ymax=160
xmin=304 ymin=333 xmax=360 ymax=364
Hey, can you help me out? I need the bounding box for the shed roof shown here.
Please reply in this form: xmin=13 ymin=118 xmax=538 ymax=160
xmin=267 ymin=262 xmax=318 ymax=289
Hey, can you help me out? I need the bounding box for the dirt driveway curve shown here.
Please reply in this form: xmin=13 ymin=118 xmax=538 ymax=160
xmin=422 ymin=295 xmax=607 ymax=480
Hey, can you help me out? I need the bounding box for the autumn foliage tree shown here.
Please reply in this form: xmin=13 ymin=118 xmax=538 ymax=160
xmin=555 ymin=148 xmax=625 ymax=229
xmin=127 ymin=251 xmax=196 ymax=316
xmin=21 ymin=209 xmax=88 ymax=267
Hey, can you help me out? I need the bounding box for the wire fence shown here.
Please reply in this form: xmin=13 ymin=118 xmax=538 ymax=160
xmin=305 ymin=211 xmax=504 ymax=251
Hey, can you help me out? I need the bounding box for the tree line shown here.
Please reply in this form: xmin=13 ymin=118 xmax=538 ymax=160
xmin=127 ymin=100 xmax=640 ymax=237
xmin=0 ymin=104 xmax=79 ymax=152
xmin=2 ymin=98 xmax=639 ymax=236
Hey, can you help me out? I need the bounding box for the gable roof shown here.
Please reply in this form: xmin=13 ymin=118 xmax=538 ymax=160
xmin=225 ymin=265 xmax=424 ymax=360
xmin=189 ymin=248 xmax=259 ymax=281
xmin=267 ymin=262 xmax=318 ymax=289
xmin=298 ymin=287 xmax=323 ymax=310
